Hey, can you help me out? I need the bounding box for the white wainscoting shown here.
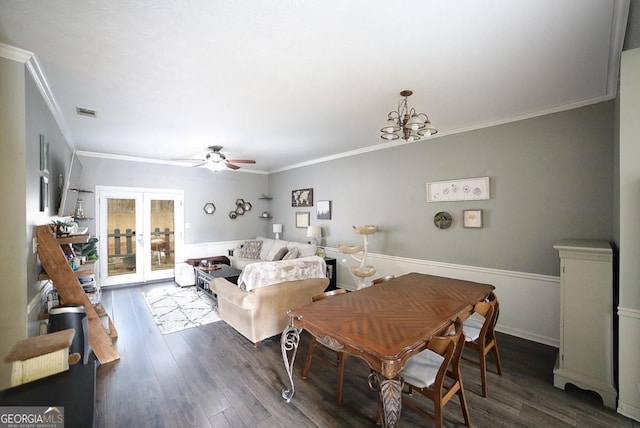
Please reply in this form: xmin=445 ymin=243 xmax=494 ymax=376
xmin=182 ymin=240 xmax=244 ymax=262
xmin=182 ymin=242 xmax=561 ymax=347
xmin=324 ymin=247 xmax=560 ymax=347
xmin=617 ymin=306 xmax=640 ymax=422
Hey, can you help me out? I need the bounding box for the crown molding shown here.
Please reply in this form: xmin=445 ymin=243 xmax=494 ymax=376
xmin=606 ymin=0 xmax=632 ymax=97
xmin=0 ymin=42 xmax=32 ymax=62
xmin=25 ymin=55 xmax=75 ymax=151
xmin=76 ymin=150 xmax=269 ymax=175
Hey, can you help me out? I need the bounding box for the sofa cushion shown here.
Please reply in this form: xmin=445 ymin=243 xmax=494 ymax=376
xmin=266 ymin=239 xmax=289 ymax=261
xmin=287 ymin=242 xmax=317 ymax=257
xmin=238 ymin=240 xmax=263 ymax=259
xmin=255 ymin=236 xmax=276 ymax=260
xmin=271 ymin=246 xmax=289 ymax=261
xmin=282 ymin=247 xmax=299 ymax=260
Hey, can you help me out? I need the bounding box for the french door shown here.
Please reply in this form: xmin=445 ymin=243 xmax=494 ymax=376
xmin=96 ymin=186 xmax=184 ymax=286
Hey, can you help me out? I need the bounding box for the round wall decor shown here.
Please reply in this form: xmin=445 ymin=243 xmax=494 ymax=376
xmin=433 ymin=211 xmax=453 ymax=229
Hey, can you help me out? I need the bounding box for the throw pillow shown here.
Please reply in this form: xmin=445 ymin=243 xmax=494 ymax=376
xmin=272 ymin=247 xmax=289 ymax=261
xmin=282 ymin=247 xmax=299 ymax=260
xmin=238 ymin=240 xmax=263 ymax=259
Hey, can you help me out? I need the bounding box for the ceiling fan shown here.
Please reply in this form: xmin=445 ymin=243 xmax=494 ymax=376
xmin=192 ymin=145 xmax=256 ymax=171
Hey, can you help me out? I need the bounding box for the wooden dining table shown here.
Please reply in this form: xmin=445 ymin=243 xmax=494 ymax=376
xmin=280 ymin=272 xmax=495 ymax=428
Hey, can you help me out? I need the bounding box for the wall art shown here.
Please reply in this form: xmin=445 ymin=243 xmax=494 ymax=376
xmin=39 ymin=134 xmax=49 ymax=174
xmin=296 ymin=211 xmax=310 ymax=228
xmin=463 ymin=209 xmax=483 ymax=228
xmin=40 ymin=176 xmax=49 ymax=212
xmin=433 ymin=211 xmax=452 ymax=229
xmin=426 ymin=176 xmax=490 ymax=202
xmin=291 ymin=188 xmax=313 ymax=207
xmin=316 ymin=200 xmax=331 ymax=220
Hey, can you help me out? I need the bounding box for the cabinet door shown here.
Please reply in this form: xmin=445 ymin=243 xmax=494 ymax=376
xmin=561 ymin=257 xmax=613 ymax=379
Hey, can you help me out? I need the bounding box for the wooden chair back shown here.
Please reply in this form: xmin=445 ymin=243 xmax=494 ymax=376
xmin=462 ymin=291 xmax=503 ymax=397
xmin=371 ymin=275 xmax=395 ymax=286
xmin=312 ymin=288 xmax=347 ymax=302
xmin=398 ymin=318 xmax=471 ymax=427
xmin=304 ymin=287 xmax=349 ymax=404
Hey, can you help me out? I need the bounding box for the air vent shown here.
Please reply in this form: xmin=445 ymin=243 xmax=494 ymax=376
xmin=76 ymin=107 xmax=97 ymax=118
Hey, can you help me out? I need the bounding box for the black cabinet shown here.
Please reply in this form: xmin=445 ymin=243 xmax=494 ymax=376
xmin=325 ymin=257 xmax=337 ymax=291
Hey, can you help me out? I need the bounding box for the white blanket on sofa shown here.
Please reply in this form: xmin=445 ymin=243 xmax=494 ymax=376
xmin=238 ymin=256 xmax=327 ymax=292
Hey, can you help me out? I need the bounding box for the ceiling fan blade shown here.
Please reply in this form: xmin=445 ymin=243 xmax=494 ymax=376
xmin=192 ymin=162 xmax=207 ymax=168
xmin=226 ymin=159 xmax=256 ymax=164
xmin=224 ymin=161 xmax=241 ymax=170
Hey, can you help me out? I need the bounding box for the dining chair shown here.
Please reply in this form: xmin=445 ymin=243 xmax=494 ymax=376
xmin=380 ymin=318 xmax=470 ymax=428
xmin=302 ymin=288 xmax=349 ymax=404
xmin=370 ymin=275 xmax=395 ymax=286
xmin=462 ymin=291 xmax=503 ymax=397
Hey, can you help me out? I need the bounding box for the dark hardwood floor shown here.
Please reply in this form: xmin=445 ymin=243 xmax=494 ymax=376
xmin=94 ymin=281 xmax=638 ymax=427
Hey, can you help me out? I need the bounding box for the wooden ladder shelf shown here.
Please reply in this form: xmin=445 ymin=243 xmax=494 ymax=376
xmin=36 ymin=225 xmax=120 ymax=364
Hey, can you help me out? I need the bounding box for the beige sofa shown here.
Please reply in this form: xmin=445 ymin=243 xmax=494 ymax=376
xmin=228 ymin=236 xmax=318 ymax=270
xmin=211 ymin=256 xmax=329 ymax=345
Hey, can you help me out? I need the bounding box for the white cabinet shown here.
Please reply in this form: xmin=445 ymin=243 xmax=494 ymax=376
xmin=553 ymin=239 xmax=616 ymax=408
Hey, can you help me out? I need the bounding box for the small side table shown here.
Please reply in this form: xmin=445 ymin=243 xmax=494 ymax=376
xmin=324 ymin=257 xmax=337 ymax=291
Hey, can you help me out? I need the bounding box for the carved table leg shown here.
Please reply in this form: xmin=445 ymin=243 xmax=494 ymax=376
xmin=369 ymin=372 xmax=403 ymax=428
xmin=281 ymin=324 xmax=302 ymax=403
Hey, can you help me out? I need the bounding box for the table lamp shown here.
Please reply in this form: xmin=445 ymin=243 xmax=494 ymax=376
xmin=273 ymin=223 xmax=283 ymax=240
xmin=306 ymin=226 xmax=322 ymax=245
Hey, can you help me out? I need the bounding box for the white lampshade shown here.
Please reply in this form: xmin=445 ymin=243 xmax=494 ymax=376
xmin=306 ymin=226 xmax=322 ymax=239
xmin=381 ymin=133 xmax=399 ymax=140
xmin=273 ymin=224 xmax=283 ymax=233
xmin=405 ymin=114 xmax=425 ymax=131
xmin=418 ymin=122 xmax=438 ymax=136
xmin=380 ymin=119 xmax=400 ymax=133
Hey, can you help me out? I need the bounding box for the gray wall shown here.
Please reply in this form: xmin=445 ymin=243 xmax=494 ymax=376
xmin=624 ymin=0 xmax=640 ymax=51
xmin=270 ymin=101 xmax=614 ymax=277
xmin=77 ymin=157 xmax=271 ymax=243
xmin=25 ymin=70 xmax=73 ymax=302
xmin=0 ymin=55 xmax=27 ymax=389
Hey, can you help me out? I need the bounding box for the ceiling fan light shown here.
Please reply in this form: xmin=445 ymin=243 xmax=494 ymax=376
xmin=206 ymin=161 xmax=226 ymax=172
xmin=381 ymin=133 xmax=399 ymax=141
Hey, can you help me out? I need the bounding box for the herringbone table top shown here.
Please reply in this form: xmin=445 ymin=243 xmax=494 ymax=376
xmin=289 ymin=272 xmax=494 ymax=376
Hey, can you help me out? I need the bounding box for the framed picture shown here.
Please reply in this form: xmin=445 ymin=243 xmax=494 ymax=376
xmin=426 ymin=176 xmax=490 ymax=202
xmin=39 ymin=134 xmax=49 ymax=174
xmin=463 ymin=209 xmax=483 ymax=228
xmin=296 ymin=211 xmax=310 ymax=228
xmin=40 ymin=176 xmax=49 ymax=212
xmin=292 ymin=188 xmax=313 ymax=207
xmin=316 ymin=200 xmax=331 ymax=220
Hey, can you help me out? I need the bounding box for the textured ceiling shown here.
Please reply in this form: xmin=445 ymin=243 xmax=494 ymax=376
xmin=0 ymin=0 xmax=630 ymax=172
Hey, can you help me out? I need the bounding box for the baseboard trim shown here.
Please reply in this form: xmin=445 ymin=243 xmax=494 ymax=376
xmin=618 ymin=401 xmax=640 ymax=423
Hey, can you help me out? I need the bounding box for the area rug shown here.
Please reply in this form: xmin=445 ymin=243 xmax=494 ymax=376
xmin=142 ymin=285 xmax=221 ymax=334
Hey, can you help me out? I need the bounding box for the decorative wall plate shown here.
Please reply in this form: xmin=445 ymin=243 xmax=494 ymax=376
xmin=433 ymin=212 xmax=453 ymax=229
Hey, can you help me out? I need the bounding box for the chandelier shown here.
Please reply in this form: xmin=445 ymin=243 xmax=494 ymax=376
xmin=380 ymin=90 xmax=437 ymax=141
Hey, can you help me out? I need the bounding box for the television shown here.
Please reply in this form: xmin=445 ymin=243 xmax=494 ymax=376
xmin=57 ymin=151 xmax=84 ymax=217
